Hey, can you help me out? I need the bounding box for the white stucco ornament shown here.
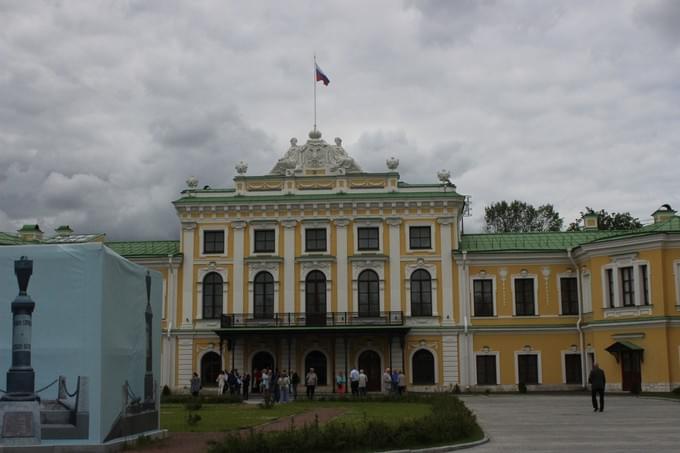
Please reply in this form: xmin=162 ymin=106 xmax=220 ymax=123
xmin=186 ymin=176 xmax=198 ymax=189
xmin=386 ymin=157 xmax=399 ymax=170
xmin=269 ymin=130 xmax=362 ymax=176
xmin=437 ymin=169 xmax=452 ymax=184
xmin=235 ymin=161 xmax=248 ymax=175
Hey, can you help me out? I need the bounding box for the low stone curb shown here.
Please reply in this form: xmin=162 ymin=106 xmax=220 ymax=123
xmin=381 ymin=436 xmax=489 ymax=453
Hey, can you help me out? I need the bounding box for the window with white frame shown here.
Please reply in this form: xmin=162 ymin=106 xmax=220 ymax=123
xmin=514 ymin=278 xmax=536 ymax=316
xmin=517 ymin=354 xmax=539 ymax=384
xmin=476 ymin=354 xmax=497 ymax=385
xmin=357 ymin=227 xmax=380 ymax=251
xmin=473 ymin=279 xmax=494 ymax=316
xmin=559 ymin=277 xmax=579 ymax=315
xmin=203 ymin=230 xmax=225 ymax=254
xmin=254 ymin=229 xmax=276 ymax=253
xmin=409 ymin=226 xmax=432 ymax=250
xmin=603 ymin=260 xmax=651 ymax=308
xmin=305 ymin=228 xmax=327 ymax=252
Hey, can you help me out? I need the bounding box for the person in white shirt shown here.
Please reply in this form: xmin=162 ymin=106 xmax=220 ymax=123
xmin=358 ymin=369 xmax=368 ymax=397
xmin=382 ymin=368 xmax=392 ymax=395
xmin=350 ymin=367 xmax=360 ymax=396
xmin=216 ymin=370 xmax=225 ymax=395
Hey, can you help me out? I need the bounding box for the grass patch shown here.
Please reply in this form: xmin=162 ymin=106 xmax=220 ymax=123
xmin=207 ymin=395 xmax=482 ymax=453
xmin=161 ymin=403 xmax=308 ymax=432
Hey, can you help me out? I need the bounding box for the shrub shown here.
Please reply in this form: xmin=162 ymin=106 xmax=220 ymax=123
xmin=453 ymin=384 xmax=461 ymax=394
xmin=672 ymin=386 xmax=680 ymax=394
xmin=161 ymin=385 xmax=172 ymax=397
xmin=208 ymin=394 xmax=481 ymax=453
xmin=186 ymin=413 xmax=202 ymax=426
xmin=184 ymin=399 xmax=203 ymax=411
xmin=518 ymin=382 xmax=527 ymax=394
xmin=162 ymin=393 xmax=243 ymax=404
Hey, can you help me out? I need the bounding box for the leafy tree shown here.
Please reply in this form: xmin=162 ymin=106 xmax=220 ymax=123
xmin=567 ymin=207 xmax=643 ymax=231
xmin=483 ymin=200 xmax=563 ymax=233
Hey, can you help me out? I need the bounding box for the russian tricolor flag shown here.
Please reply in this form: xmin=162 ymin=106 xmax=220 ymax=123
xmin=315 ymin=64 xmax=330 ymax=86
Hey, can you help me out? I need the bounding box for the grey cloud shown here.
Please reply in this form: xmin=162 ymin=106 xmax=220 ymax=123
xmin=634 ymin=0 xmax=680 ymax=45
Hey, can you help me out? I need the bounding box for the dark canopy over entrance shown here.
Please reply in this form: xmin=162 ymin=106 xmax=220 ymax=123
xmin=606 ymin=341 xmax=643 ymax=392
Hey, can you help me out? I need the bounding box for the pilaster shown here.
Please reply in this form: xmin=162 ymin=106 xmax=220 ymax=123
xmin=282 ymin=219 xmax=297 ymax=314
xmin=232 ymin=221 xmax=247 ymax=314
xmin=387 ymin=217 xmax=402 ymax=313
xmin=180 ymin=222 xmax=196 ymax=328
xmin=438 ymin=217 xmax=455 ymax=324
xmin=335 ymin=219 xmax=350 ymax=313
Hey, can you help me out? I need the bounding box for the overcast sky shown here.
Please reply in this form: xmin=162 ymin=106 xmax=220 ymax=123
xmin=1 ymin=0 xmax=679 ymax=240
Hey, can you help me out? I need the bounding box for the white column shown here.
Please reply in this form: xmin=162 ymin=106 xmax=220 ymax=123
xmin=282 ymin=220 xmax=297 ymax=314
xmin=387 ymin=218 xmax=402 ymax=313
xmin=442 ymin=335 xmax=460 ymax=386
xmin=335 ymin=219 xmax=350 ymax=313
xmin=177 ymin=337 xmax=193 ymax=392
xmin=232 ymin=221 xmax=247 ymax=314
xmin=180 ymin=222 xmax=196 ymax=328
xmin=438 ymin=217 xmax=456 ymax=325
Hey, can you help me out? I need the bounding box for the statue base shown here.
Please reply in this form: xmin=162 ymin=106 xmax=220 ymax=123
xmin=0 ymin=401 xmax=41 ymax=445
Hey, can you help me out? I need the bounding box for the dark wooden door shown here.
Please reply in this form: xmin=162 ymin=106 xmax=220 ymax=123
xmin=358 ymin=350 xmax=381 ymax=391
xmin=621 ymin=350 xmax=641 ymax=392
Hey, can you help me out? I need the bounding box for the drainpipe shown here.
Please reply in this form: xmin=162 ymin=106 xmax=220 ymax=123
xmin=462 ymin=251 xmax=472 ymax=389
xmin=567 ymin=248 xmax=586 ymax=388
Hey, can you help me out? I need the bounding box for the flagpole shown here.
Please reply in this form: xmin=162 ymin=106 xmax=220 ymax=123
xmin=314 ymin=54 xmax=317 ymax=131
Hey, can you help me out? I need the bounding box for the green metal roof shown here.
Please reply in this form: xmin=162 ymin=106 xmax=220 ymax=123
xmin=174 ymin=190 xmax=464 ymax=205
xmin=105 ymin=241 xmax=181 ymax=258
xmin=18 ymin=224 xmax=41 ymax=232
xmin=461 ymin=216 xmax=680 ymax=253
xmin=0 ymin=232 xmax=31 ymax=246
xmin=460 ymin=231 xmax=622 ymax=252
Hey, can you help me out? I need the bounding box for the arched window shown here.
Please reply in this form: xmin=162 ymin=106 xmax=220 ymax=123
xmin=202 ymin=272 xmax=223 ymax=319
xmin=254 ymin=272 xmax=274 ymax=319
xmin=304 ymin=351 xmax=327 ymax=386
xmin=358 ymin=270 xmax=380 ymax=317
xmin=412 ymin=349 xmax=435 ymax=385
xmin=410 ymin=269 xmax=432 ymax=316
xmin=305 ymin=271 xmax=327 ymax=326
xmin=200 ymin=351 xmax=221 ymax=387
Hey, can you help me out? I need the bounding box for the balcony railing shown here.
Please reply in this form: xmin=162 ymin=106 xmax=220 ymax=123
xmin=220 ymin=311 xmax=404 ymax=329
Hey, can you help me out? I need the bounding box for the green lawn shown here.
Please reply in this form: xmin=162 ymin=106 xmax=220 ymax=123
xmin=161 ymin=400 xmax=432 ymax=433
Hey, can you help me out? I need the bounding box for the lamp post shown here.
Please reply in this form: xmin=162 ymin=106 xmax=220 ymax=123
xmin=3 ymin=256 xmax=37 ymax=401
xmin=144 ymin=271 xmax=154 ymax=404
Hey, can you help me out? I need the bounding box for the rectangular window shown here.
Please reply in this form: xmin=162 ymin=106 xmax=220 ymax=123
xmin=203 ymin=230 xmax=224 ymax=254
xmin=254 ymin=229 xmax=275 ymax=253
xmin=620 ymin=266 xmax=635 ymax=307
xmin=473 ymin=279 xmax=494 ymax=316
xmin=564 ymin=354 xmax=582 ymax=384
xmin=514 ymin=278 xmax=535 ymax=316
xmin=640 ymin=265 xmax=649 ymax=305
xmin=409 ymin=226 xmax=432 ymax=250
xmin=517 ymin=354 xmax=538 ymax=385
xmin=560 ymin=277 xmax=579 ymax=315
xmin=357 ymin=227 xmax=379 ymax=251
xmin=305 ymin=228 xmax=327 ymax=252
xmin=476 ymin=355 xmax=497 ymax=385
xmin=606 ymin=269 xmax=615 ymax=308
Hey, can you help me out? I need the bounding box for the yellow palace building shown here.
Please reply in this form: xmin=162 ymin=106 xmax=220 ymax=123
xmin=3 ymin=129 xmax=680 ymax=394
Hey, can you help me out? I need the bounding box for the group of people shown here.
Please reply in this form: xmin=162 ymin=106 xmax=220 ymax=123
xmin=215 ymin=369 xmax=252 ymax=399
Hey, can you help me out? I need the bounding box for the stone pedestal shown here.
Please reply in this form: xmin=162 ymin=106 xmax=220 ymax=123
xmin=0 ymin=401 xmax=41 ymax=445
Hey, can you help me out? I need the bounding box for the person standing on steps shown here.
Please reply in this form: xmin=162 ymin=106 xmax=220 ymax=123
xmin=358 ymin=369 xmax=368 ymax=397
xmin=589 ymin=362 xmax=606 ymax=412
xmin=190 ymin=372 xmax=201 ymax=397
xmin=306 ymin=367 xmax=318 ymax=400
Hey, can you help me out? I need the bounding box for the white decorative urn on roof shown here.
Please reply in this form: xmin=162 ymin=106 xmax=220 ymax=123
xmin=437 ymin=169 xmax=451 ymax=184
xmin=235 ymin=161 xmax=248 ymax=175
xmin=386 ymin=157 xmax=399 ymax=171
xmin=186 ymin=176 xmax=198 ymax=189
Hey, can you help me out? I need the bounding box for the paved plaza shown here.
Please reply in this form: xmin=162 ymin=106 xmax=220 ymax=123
xmin=459 ymin=394 xmax=680 ymax=452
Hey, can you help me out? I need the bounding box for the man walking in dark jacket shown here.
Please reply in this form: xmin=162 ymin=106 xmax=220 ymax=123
xmin=588 ymin=362 xmax=606 ymax=412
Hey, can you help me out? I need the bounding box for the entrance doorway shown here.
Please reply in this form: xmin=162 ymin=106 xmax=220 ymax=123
xmin=251 ymin=351 xmax=275 ymax=393
xmin=358 ymin=350 xmax=381 ymax=392
xmin=201 ymin=351 xmax=221 ymax=387
xmin=621 ymin=350 xmax=642 ymax=392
